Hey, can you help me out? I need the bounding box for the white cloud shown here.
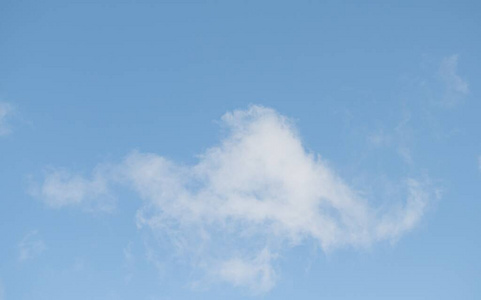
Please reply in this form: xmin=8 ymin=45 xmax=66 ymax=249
xmin=31 ymin=167 xmax=115 ymax=212
xmin=18 ymin=230 xmax=46 ymax=262
xmin=0 ymin=102 xmax=13 ymax=136
xmin=214 ymin=248 xmax=276 ymax=294
xmin=34 ymin=105 xmax=433 ymax=292
xmin=438 ymin=55 xmax=468 ymax=106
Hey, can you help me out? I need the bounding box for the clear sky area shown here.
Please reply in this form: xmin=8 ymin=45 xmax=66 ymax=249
xmin=1 ymin=1 xmax=480 ymax=299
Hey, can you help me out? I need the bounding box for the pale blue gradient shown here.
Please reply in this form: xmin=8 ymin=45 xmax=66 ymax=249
xmin=1 ymin=1 xmax=480 ymax=299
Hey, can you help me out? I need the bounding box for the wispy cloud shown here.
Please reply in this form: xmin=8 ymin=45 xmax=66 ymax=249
xmin=0 ymin=102 xmax=13 ymax=136
xmin=367 ymin=109 xmax=415 ymax=166
xmin=123 ymin=242 xmax=135 ymax=283
xmin=30 ymin=167 xmax=115 ymax=212
xmin=438 ymin=54 xmax=468 ymax=106
xmin=214 ymin=248 xmax=276 ymax=294
xmin=18 ymin=230 xmax=46 ymax=262
xmin=368 ymin=130 xmax=392 ymax=148
xmin=33 ymin=106 xmax=434 ymax=292
xmin=0 ymin=279 xmax=4 ymax=300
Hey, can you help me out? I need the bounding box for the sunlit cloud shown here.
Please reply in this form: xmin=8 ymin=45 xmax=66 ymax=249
xmin=33 ymin=106 xmax=434 ymax=292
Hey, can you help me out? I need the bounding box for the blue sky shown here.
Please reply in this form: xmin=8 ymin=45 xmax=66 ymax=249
xmin=1 ymin=1 xmax=480 ymax=299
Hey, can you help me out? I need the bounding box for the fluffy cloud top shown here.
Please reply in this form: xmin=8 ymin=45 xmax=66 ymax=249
xmin=34 ymin=106 xmax=432 ymax=292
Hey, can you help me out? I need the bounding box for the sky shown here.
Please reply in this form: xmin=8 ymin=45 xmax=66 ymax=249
xmin=1 ymin=1 xmax=481 ymax=299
